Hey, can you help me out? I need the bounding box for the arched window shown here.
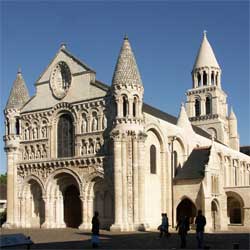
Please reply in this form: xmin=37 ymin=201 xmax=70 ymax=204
xmin=197 ymin=72 xmax=201 ymax=87
xmin=122 ymin=96 xmax=128 ymax=117
xmin=173 ymin=150 xmax=178 ymax=176
xmin=57 ymin=114 xmax=74 ymax=157
xmin=205 ymin=96 xmax=212 ymax=115
xmin=150 ymin=145 xmax=157 ymax=174
xmin=203 ymin=71 xmax=207 ymax=86
xmin=6 ymin=118 xmax=10 ymax=135
xmin=216 ymin=72 xmax=219 ymax=86
xmin=211 ymin=71 xmax=215 ymax=85
xmin=195 ymin=98 xmax=200 ymax=117
xmin=15 ymin=118 xmax=20 ymax=135
xmin=133 ymin=97 xmax=137 ymax=117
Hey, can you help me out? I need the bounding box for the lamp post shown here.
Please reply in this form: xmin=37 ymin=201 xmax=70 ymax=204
xmin=171 ymin=136 xmax=177 ymax=228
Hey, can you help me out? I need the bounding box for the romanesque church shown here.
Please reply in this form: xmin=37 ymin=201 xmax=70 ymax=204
xmin=3 ymin=32 xmax=250 ymax=231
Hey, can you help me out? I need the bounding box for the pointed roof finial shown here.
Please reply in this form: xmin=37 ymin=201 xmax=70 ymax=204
xmin=124 ymin=34 xmax=128 ymax=40
xmin=193 ymin=31 xmax=220 ymax=70
xmin=60 ymin=42 xmax=67 ymax=50
xmin=112 ymin=36 xmax=142 ymax=86
xmin=229 ymin=106 xmax=236 ymax=119
xmin=17 ymin=66 xmax=22 ymax=74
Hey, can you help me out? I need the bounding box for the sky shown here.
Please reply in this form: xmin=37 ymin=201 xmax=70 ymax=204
xmin=0 ymin=0 xmax=249 ymax=173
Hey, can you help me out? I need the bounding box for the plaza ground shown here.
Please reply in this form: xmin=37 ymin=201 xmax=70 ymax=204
xmin=1 ymin=228 xmax=249 ymax=250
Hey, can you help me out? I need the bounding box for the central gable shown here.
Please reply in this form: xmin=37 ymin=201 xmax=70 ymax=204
xmin=22 ymin=47 xmax=109 ymax=112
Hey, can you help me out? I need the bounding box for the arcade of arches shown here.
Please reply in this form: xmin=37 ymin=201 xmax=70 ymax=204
xmin=175 ymin=194 xmax=245 ymax=230
xmin=18 ymin=172 xmax=114 ymax=229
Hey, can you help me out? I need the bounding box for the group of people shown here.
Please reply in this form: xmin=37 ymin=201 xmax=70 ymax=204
xmin=159 ymin=210 xmax=206 ymax=249
xmin=91 ymin=210 xmax=206 ymax=249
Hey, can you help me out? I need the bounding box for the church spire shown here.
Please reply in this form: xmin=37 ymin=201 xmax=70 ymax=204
xmin=112 ymin=36 xmax=142 ymax=86
xmin=177 ymin=103 xmax=193 ymax=133
xmin=191 ymin=31 xmax=221 ymax=89
xmin=6 ymin=68 xmax=30 ymax=110
xmin=193 ymin=31 xmax=220 ymax=70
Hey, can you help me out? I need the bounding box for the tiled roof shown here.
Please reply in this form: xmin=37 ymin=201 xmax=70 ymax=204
xmin=6 ymin=70 xmax=30 ymax=109
xmin=175 ymin=147 xmax=211 ymax=180
xmin=112 ymin=36 xmax=142 ymax=86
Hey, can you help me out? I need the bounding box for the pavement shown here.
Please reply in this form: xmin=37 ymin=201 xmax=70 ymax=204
xmin=0 ymin=228 xmax=249 ymax=250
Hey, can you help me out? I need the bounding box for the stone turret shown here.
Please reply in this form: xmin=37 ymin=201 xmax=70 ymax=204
xmin=228 ymin=107 xmax=239 ymax=150
xmin=110 ymin=36 xmax=147 ymax=232
xmin=3 ymin=68 xmax=30 ymax=228
xmin=177 ymin=103 xmax=194 ymax=134
xmin=112 ymin=35 xmax=144 ymax=131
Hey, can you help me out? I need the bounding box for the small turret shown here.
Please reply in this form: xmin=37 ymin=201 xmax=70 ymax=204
xmin=112 ymin=35 xmax=144 ymax=128
xmin=192 ymin=31 xmax=221 ymax=88
xmin=177 ymin=103 xmax=194 ymax=134
xmin=6 ymin=68 xmax=30 ymax=110
xmin=228 ymin=107 xmax=239 ymax=150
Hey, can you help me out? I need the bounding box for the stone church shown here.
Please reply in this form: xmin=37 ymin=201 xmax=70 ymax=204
xmin=3 ymin=32 xmax=250 ymax=231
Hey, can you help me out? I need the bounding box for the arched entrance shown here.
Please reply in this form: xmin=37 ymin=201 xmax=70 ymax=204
xmin=93 ymin=178 xmax=114 ymax=229
xmin=21 ymin=179 xmax=45 ymax=227
xmin=227 ymin=192 xmax=244 ymax=224
xmin=46 ymin=172 xmax=82 ymax=228
xmin=211 ymin=200 xmax=220 ymax=230
xmin=177 ymin=198 xmax=197 ymax=224
xmin=64 ymin=185 xmax=81 ymax=228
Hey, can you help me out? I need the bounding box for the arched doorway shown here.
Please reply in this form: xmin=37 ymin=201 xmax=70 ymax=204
xmin=46 ymin=172 xmax=82 ymax=228
xmin=211 ymin=200 xmax=220 ymax=230
xmin=93 ymin=178 xmax=114 ymax=229
xmin=64 ymin=185 xmax=81 ymax=228
xmin=21 ymin=179 xmax=45 ymax=227
xmin=177 ymin=198 xmax=197 ymax=224
xmin=227 ymin=197 xmax=243 ymax=224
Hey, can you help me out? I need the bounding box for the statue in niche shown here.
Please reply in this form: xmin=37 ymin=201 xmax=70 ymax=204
xmin=24 ymin=148 xmax=28 ymax=160
xmin=42 ymin=145 xmax=47 ymax=158
xmin=81 ymin=117 xmax=87 ymax=133
xmin=89 ymin=141 xmax=94 ymax=154
xmin=82 ymin=141 xmax=87 ymax=155
xmin=32 ymin=126 xmax=38 ymax=140
xmin=36 ymin=145 xmax=41 ymax=159
xmin=92 ymin=117 xmax=98 ymax=131
xmin=41 ymin=126 xmax=47 ymax=138
xmin=30 ymin=147 xmax=35 ymax=159
xmin=24 ymin=128 xmax=29 ymax=140
xmin=95 ymin=140 xmax=101 ymax=153
xmin=102 ymin=116 xmax=107 ymax=129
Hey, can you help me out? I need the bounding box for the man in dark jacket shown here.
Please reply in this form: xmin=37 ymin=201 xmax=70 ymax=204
xmin=195 ymin=210 xmax=206 ymax=249
xmin=91 ymin=211 xmax=100 ymax=248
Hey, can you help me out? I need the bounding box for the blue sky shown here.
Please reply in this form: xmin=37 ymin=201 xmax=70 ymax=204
xmin=0 ymin=1 xmax=249 ymax=173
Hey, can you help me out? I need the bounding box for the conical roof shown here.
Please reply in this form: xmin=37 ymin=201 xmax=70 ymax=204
xmin=177 ymin=103 xmax=193 ymax=132
xmin=229 ymin=107 xmax=236 ymax=120
xmin=193 ymin=31 xmax=220 ymax=70
xmin=112 ymin=36 xmax=142 ymax=86
xmin=6 ymin=68 xmax=30 ymax=109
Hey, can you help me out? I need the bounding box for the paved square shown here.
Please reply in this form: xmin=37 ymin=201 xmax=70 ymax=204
xmin=1 ymin=228 xmax=249 ymax=249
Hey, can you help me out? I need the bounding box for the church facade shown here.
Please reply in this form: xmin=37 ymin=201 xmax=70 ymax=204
xmin=3 ymin=33 xmax=250 ymax=231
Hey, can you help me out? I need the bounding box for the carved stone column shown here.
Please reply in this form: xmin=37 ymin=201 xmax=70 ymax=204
xmin=138 ymin=132 xmax=147 ymax=230
xmin=41 ymin=195 xmax=50 ymax=228
xmin=132 ymin=137 xmax=139 ymax=226
xmin=121 ymin=136 xmax=128 ymax=230
xmin=110 ymin=131 xmax=123 ymax=231
xmin=79 ymin=195 xmax=89 ymax=229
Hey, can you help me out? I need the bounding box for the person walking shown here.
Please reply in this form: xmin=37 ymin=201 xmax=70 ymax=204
xmin=91 ymin=211 xmax=100 ymax=248
xmin=176 ymin=215 xmax=188 ymax=248
xmin=195 ymin=210 xmax=206 ymax=249
xmin=159 ymin=213 xmax=169 ymax=238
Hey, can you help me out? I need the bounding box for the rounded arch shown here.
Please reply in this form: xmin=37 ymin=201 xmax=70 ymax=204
xmin=176 ymin=197 xmax=197 ymax=224
xmin=45 ymin=168 xmax=83 ymax=196
xmin=211 ymin=198 xmax=220 ymax=230
xmin=20 ymin=174 xmax=45 ymax=197
xmin=145 ymin=124 xmax=166 ymax=151
xmin=52 ymin=102 xmax=78 ymax=124
xmin=226 ymin=191 xmax=244 ymax=224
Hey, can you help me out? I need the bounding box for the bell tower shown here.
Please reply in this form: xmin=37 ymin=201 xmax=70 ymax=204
xmin=186 ymin=31 xmax=239 ymax=149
